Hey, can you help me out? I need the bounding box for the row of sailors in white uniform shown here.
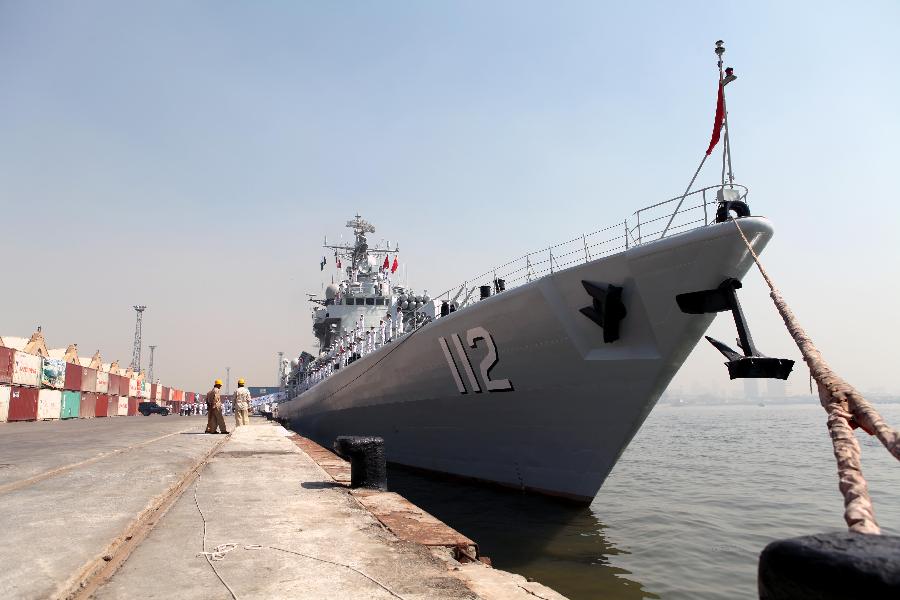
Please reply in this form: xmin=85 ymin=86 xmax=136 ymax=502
xmin=302 ymin=313 xmax=406 ymax=388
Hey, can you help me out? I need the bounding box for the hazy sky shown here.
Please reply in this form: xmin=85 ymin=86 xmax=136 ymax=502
xmin=2 ymin=1 xmax=898 ymax=396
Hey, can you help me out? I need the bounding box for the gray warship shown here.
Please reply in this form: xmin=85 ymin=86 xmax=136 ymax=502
xmin=279 ymin=42 xmax=787 ymax=502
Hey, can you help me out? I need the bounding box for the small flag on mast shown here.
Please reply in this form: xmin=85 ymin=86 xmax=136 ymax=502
xmin=320 ymin=256 xmax=326 ymax=271
xmin=705 ymin=82 xmax=725 ymax=156
xmin=382 ymin=256 xmax=390 ymax=270
xmin=391 ymin=256 xmax=399 ymax=274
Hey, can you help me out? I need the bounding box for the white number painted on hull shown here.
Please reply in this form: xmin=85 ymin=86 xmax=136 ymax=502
xmin=439 ymin=327 xmax=513 ymax=394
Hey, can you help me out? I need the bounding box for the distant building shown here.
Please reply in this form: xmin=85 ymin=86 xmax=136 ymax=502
xmin=743 ymin=378 xmax=759 ymax=399
xmin=766 ymin=378 xmax=787 ymax=398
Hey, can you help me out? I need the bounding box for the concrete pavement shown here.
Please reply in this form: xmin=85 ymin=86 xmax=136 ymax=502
xmin=0 ymin=415 xmax=219 ymax=599
xmin=96 ymin=421 xmax=566 ymax=600
xmin=1 ymin=416 xmax=566 ymax=599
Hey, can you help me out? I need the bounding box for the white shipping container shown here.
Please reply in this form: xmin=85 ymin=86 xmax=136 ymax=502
xmin=0 ymin=385 xmax=10 ymax=422
xmin=117 ymin=397 xmax=128 ymax=416
xmin=168 ymin=388 xmax=174 ymax=402
xmin=12 ymin=352 xmax=42 ymax=387
xmin=128 ymin=378 xmax=138 ymax=397
xmin=96 ymin=370 xmax=109 ymax=394
xmin=37 ymin=389 xmax=62 ymax=420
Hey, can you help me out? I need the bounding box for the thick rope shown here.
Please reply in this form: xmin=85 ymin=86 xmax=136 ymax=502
xmin=732 ymin=219 xmax=900 ymax=534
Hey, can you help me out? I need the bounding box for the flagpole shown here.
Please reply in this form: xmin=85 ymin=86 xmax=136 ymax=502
xmin=716 ymin=40 xmax=735 ymax=187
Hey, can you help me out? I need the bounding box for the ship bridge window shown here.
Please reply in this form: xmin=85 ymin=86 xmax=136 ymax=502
xmin=355 ymin=298 xmax=365 ymax=305
xmin=376 ymin=298 xmax=386 ymax=305
xmin=345 ymin=299 xmax=354 ymax=305
xmin=365 ymin=297 xmax=375 ymax=306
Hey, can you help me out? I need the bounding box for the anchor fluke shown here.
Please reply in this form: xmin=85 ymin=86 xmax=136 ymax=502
xmin=676 ymin=278 xmax=794 ymax=379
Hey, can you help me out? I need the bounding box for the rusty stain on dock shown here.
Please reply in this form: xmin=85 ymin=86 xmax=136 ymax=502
xmin=286 ymin=431 xmax=478 ymax=557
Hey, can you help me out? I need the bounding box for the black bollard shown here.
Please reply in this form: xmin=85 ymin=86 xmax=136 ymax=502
xmin=759 ymin=532 xmax=900 ymax=599
xmin=333 ymin=436 xmax=387 ymax=490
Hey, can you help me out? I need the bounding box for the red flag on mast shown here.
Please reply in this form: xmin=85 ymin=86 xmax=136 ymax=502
xmin=391 ymin=256 xmax=398 ymax=274
xmin=382 ymin=255 xmax=390 ymax=270
xmin=705 ymin=82 xmax=725 ymax=156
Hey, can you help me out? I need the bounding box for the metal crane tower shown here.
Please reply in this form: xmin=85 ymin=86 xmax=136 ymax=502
xmin=148 ymin=345 xmax=157 ymax=383
xmin=131 ymin=306 xmax=147 ymax=372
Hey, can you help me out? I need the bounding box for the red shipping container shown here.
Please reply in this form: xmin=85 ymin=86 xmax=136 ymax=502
xmin=80 ymin=392 xmax=97 ymax=418
xmin=174 ymin=389 xmax=182 ymax=402
xmin=107 ymin=374 xmax=118 ymax=396
xmin=64 ymin=363 xmax=85 ymax=391
xmin=127 ymin=397 xmax=138 ymax=416
xmin=107 ymin=395 xmax=119 ymax=417
xmin=81 ymin=367 xmax=98 ymax=393
xmin=151 ymin=383 xmax=157 ymax=400
xmin=95 ymin=393 xmax=109 ymax=417
xmin=8 ymin=386 xmax=39 ymax=421
xmin=118 ymin=375 xmax=129 ymax=397
xmin=0 ymin=347 xmax=13 ymax=384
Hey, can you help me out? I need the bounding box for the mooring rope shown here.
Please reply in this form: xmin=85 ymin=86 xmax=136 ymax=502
xmin=732 ymin=219 xmax=900 ymax=534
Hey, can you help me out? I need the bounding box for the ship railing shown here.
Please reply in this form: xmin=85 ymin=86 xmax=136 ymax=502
xmin=435 ymin=184 xmax=748 ymax=307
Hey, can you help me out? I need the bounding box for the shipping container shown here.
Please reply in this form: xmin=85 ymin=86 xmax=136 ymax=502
xmin=96 ymin=370 xmax=109 ymax=394
xmin=0 ymin=385 xmax=10 ymax=422
xmin=41 ymin=358 xmax=67 ymax=389
xmin=0 ymin=347 xmax=14 ymax=384
xmin=37 ymin=389 xmax=62 ymax=420
xmin=128 ymin=377 xmax=138 ymax=397
xmin=60 ymin=390 xmax=80 ymax=419
xmin=117 ymin=396 xmax=128 ymax=416
xmin=95 ymin=394 xmax=109 ymax=417
xmin=150 ymin=383 xmax=157 ymax=401
xmin=162 ymin=386 xmax=169 ymax=402
xmin=8 ymin=386 xmax=39 ymax=421
xmin=140 ymin=380 xmax=149 ymax=398
xmin=12 ymin=351 xmax=41 ymax=387
xmin=174 ymin=389 xmax=183 ymax=402
xmin=107 ymin=373 xmax=119 ymax=396
xmin=156 ymin=385 xmax=162 ymax=401
xmin=127 ymin=397 xmax=138 ymax=416
xmin=81 ymin=367 xmax=98 ymax=393
xmin=107 ymin=395 xmax=119 ymax=417
xmin=80 ymin=392 xmax=97 ymax=418
xmin=119 ymin=375 xmax=130 ymax=397
xmin=64 ymin=363 xmax=85 ymax=391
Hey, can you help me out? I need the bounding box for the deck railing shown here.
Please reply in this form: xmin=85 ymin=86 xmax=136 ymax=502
xmin=287 ymin=184 xmax=750 ymax=391
xmin=439 ymin=184 xmax=749 ymax=307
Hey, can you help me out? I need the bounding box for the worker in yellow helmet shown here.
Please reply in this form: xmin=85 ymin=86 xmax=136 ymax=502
xmin=204 ymin=379 xmax=228 ymax=434
xmin=234 ymin=378 xmax=251 ymax=428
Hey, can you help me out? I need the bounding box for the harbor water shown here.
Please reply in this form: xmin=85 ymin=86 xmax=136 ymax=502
xmin=387 ymin=402 xmax=900 ymax=599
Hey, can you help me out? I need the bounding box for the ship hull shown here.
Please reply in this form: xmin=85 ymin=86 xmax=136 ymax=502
xmin=280 ymin=217 xmax=773 ymax=502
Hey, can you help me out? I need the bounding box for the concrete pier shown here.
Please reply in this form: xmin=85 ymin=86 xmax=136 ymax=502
xmin=1 ymin=417 xmax=566 ymax=599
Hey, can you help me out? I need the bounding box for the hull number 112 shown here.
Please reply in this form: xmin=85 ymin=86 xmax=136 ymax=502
xmin=438 ymin=327 xmax=513 ymax=394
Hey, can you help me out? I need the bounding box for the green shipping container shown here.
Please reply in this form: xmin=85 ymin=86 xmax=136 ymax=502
xmin=60 ymin=391 xmax=80 ymax=419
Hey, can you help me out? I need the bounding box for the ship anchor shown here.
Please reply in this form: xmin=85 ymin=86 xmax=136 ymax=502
xmin=676 ymin=278 xmax=793 ymax=379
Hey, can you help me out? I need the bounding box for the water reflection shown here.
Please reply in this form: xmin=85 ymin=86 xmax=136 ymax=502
xmin=386 ymin=466 xmax=656 ymax=600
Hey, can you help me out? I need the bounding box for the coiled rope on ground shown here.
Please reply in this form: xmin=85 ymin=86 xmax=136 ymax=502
xmin=732 ymin=219 xmax=900 ymax=534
